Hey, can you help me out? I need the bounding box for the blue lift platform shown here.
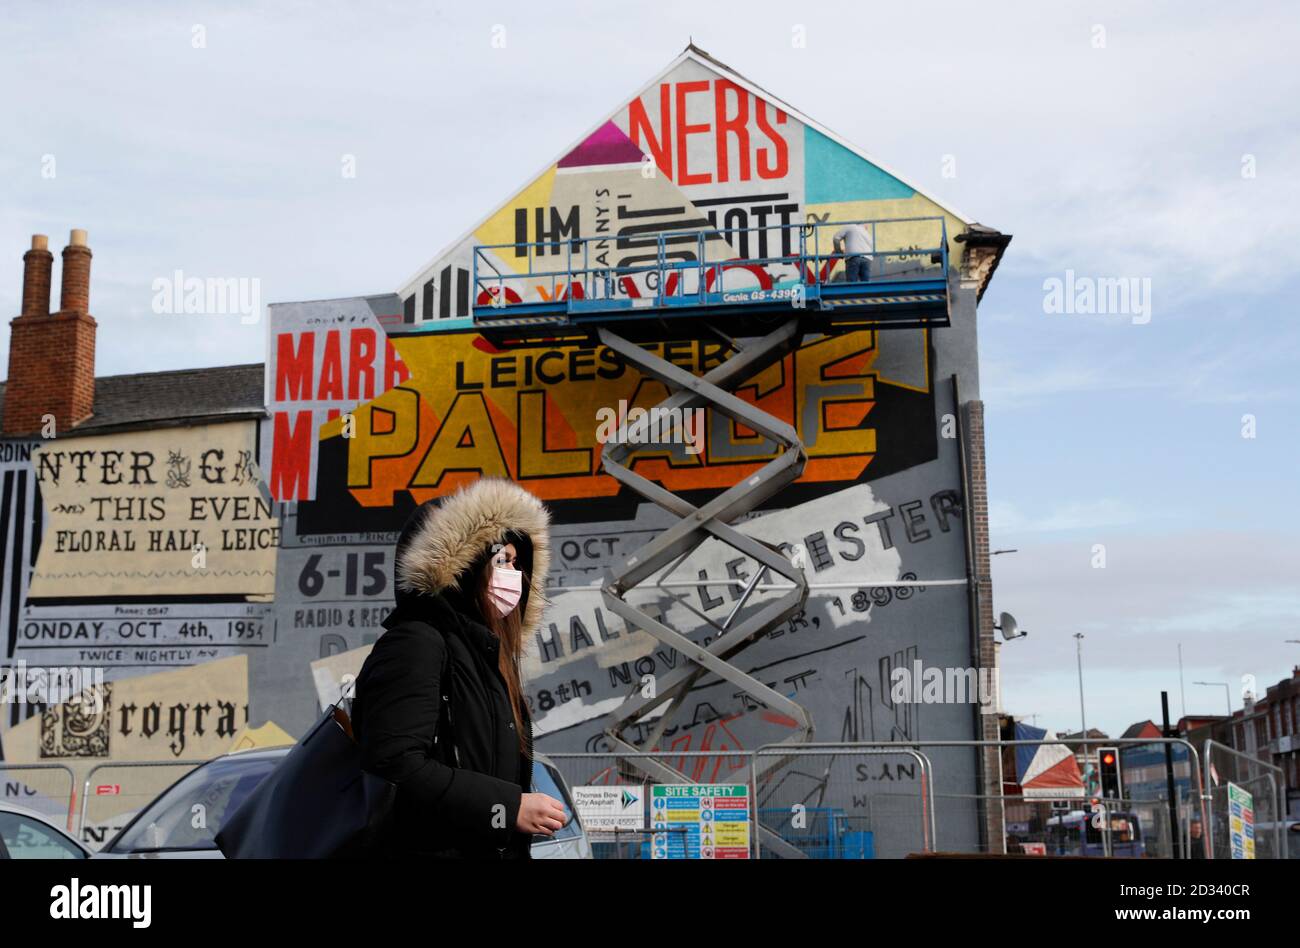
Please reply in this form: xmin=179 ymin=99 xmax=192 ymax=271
xmin=470 ymin=217 xmax=953 ymax=859
xmin=470 ymin=216 xmax=951 ymax=343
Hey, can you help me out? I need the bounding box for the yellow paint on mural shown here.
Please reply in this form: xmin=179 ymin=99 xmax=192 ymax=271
xmin=2 ymin=654 xmax=250 ymax=764
xmin=321 ymin=327 xmax=916 ymax=507
xmin=227 ymin=721 xmax=295 ymax=752
xmin=0 ymin=655 xmax=251 ymax=841
xmin=474 ymin=165 xmax=559 ymax=275
xmin=805 ymin=195 xmax=964 ymax=264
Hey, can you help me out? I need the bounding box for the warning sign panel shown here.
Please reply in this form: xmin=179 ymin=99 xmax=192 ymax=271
xmin=1228 ymin=782 xmax=1255 ymax=860
xmin=650 ymin=784 xmax=750 ymax=859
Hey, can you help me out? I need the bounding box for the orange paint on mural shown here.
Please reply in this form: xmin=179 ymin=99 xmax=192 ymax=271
xmin=315 ymin=328 xmax=916 ymax=508
xmin=824 ymin=401 xmax=873 ymax=430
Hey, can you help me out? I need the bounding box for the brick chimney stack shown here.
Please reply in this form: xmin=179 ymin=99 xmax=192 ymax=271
xmin=60 ymin=229 xmax=92 ymax=315
xmin=3 ymin=230 xmax=98 ymax=436
xmin=21 ymin=234 xmax=53 ymax=318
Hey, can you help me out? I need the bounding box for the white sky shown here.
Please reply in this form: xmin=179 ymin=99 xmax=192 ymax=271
xmin=2 ymin=0 xmax=1299 ymax=734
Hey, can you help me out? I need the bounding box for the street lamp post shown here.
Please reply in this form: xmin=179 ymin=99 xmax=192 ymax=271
xmin=1074 ymin=633 xmax=1087 ymax=743
xmin=1178 ymin=643 xmax=1187 ymax=720
xmin=1193 ymin=681 xmax=1232 ymax=717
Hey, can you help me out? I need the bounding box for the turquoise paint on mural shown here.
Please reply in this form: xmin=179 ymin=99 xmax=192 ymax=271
xmin=804 ymin=127 xmax=915 ymax=203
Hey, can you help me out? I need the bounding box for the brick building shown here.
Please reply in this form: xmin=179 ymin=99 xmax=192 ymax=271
xmin=0 ymin=230 xmax=271 ymax=843
xmin=1227 ymin=667 xmax=1300 ymax=816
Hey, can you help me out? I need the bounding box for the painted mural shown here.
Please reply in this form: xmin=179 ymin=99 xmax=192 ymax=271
xmin=263 ymin=51 xmax=987 ymax=855
xmin=8 ymin=420 xmax=277 ymax=682
xmin=1 ymin=655 xmax=251 ymax=846
xmin=263 ymin=295 xmax=409 ymax=503
xmin=0 ymin=50 xmax=989 ymax=856
xmin=0 ymin=423 xmax=275 ymax=848
xmin=282 ymin=325 xmax=935 ymax=530
xmin=396 ymin=56 xmax=964 ymax=325
xmin=29 ymin=422 xmax=277 ymax=600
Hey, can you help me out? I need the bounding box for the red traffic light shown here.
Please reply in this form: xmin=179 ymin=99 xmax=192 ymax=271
xmin=1097 ymin=746 xmax=1123 ymax=799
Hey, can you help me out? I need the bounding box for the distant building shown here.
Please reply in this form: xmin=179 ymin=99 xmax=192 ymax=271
xmin=1225 ymin=667 xmax=1300 ymax=816
xmin=1116 ymin=719 xmax=1194 ymax=815
xmin=0 ymin=231 xmax=271 ymax=844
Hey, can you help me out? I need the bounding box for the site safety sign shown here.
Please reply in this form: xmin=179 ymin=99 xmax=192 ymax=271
xmin=650 ymin=784 xmax=750 ymax=859
xmin=1227 ymin=782 xmax=1255 ymax=860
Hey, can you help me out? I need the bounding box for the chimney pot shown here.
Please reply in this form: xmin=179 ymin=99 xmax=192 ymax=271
xmin=32 ymin=234 xmax=49 ymax=251
xmin=69 ymin=228 xmax=88 ymax=247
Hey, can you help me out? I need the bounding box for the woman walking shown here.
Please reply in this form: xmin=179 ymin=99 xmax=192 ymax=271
xmin=351 ymin=478 xmax=568 ymax=858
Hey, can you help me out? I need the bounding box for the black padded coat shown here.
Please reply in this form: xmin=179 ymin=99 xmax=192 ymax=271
xmin=350 ymin=479 xmax=550 ymax=859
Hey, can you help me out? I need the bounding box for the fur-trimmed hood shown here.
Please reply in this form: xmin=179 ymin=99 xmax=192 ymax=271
xmin=390 ymin=478 xmax=551 ymax=639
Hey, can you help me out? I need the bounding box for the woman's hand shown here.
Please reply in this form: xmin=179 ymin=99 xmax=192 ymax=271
xmin=516 ymin=792 xmax=568 ymax=835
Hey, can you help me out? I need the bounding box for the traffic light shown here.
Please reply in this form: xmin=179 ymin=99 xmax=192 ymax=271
xmin=1098 ymin=747 xmax=1122 ymax=799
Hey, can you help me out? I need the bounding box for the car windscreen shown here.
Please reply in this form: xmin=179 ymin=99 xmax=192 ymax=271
xmin=531 ymin=760 xmax=581 ymax=841
xmin=0 ymin=811 xmax=85 ymax=858
xmin=107 ymin=754 xmax=281 ymax=853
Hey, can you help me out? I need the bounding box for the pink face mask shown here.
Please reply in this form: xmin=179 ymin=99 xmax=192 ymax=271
xmin=487 ymin=565 xmax=523 ymax=617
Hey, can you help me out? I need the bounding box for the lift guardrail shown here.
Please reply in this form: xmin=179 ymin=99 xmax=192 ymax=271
xmin=470 ymin=216 xmax=951 ymax=336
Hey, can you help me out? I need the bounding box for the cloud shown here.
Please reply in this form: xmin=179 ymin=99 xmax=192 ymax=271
xmin=1005 ymin=151 xmax=1300 ymax=302
xmin=992 ymin=530 xmax=1300 ymax=733
xmin=979 ymin=309 xmax=1300 ymax=410
xmin=989 ymin=499 xmax=1143 ymax=535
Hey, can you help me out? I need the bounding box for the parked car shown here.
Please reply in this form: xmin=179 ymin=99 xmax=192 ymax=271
xmin=96 ymin=745 xmax=591 ymax=858
xmin=96 ymin=746 xmax=284 ymax=858
xmin=529 ymin=752 xmax=592 ymax=859
xmin=0 ymin=802 xmax=94 ymax=859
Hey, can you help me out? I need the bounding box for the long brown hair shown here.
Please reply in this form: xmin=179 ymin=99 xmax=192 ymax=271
xmin=463 ymin=540 xmax=529 ymax=753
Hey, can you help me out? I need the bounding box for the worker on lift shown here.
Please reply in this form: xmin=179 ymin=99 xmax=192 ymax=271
xmin=832 ymin=221 xmax=874 ymax=283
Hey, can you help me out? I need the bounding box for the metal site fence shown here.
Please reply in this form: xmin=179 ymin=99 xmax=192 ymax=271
xmin=903 ymin=737 xmax=1221 ymax=859
xmin=543 ymin=749 xmax=951 ymax=858
xmin=541 ymin=744 xmax=938 ymax=859
xmin=76 ymin=760 xmax=208 ymax=850
xmin=1203 ymin=739 xmax=1287 ymax=860
xmin=750 ymin=744 xmax=934 ymax=859
xmin=546 ymin=736 xmax=1290 ymax=859
xmin=1 ymin=759 xmax=210 ymax=851
xmin=541 ymin=749 xmax=755 ymax=860
xmin=937 ymin=791 xmax=1193 ymax=858
xmin=0 ymin=763 xmax=78 ymax=835
xmin=3 ymin=738 xmax=1288 ymax=858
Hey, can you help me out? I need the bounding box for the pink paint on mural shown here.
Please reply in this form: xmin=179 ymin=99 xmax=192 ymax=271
xmin=558 ymin=120 xmax=645 ymax=168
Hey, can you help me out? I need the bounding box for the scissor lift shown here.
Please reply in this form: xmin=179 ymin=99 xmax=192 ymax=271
xmin=471 ymin=217 xmax=952 ymax=857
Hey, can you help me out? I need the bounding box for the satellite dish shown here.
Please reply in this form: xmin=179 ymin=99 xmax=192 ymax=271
xmin=996 ymin=612 xmax=1027 ymax=641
